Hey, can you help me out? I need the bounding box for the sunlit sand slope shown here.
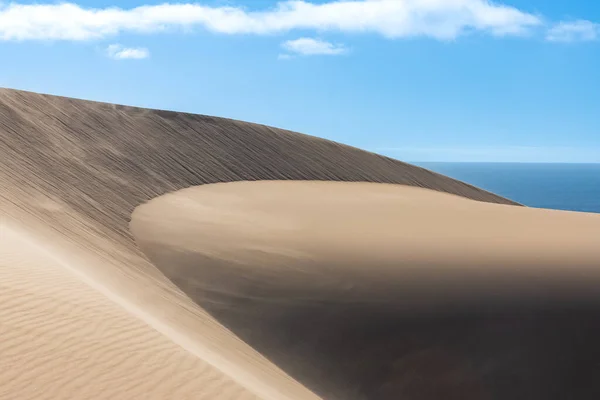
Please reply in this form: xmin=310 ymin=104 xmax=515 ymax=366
xmin=0 ymin=226 xmax=261 ymax=400
xmin=132 ymin=181 xmax=600 ymax=400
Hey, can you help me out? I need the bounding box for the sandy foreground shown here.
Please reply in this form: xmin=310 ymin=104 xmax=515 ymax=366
xmin=0 ymin=223 xmax=319 ymax=400
xmin=132 ymin=181 xmax=600 ymax=399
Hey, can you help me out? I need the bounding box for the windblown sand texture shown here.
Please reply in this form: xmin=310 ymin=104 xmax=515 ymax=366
xmin=0 ymin=225 xmax=261 ymax=400
xmin=1 ymin=87 xmax=599 ymax=399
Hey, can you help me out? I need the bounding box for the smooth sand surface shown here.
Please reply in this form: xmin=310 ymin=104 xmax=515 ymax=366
xmin=132 ymin=181 xmax=600 ymax=307
xmin=132 ymin=181 xmax=600 ymax=400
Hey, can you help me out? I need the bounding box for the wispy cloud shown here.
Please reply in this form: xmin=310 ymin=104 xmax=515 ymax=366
xmin=282 ymin=38 xmax=347 ymax=56
xmin=0 ymin=1 xmax=541 ymax=42
xmin=106 ymin=44 xmax=149 ymax=60
xmin=546 ymin=20 xmax=599 ymax=42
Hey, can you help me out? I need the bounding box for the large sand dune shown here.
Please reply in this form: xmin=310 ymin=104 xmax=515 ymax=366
xmin=1 ymin=87 xmax=598 ymax=399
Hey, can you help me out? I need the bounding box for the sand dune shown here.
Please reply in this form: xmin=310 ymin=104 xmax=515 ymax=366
xmin=0 ymin=88 xmax=517 ymax=399
xmin=1 ymin=87 xmax=598 ymax=399
xmin=131 ymin=181 xmax=600 ymax=399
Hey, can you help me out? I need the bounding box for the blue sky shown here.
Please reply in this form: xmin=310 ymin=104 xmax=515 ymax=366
xmin=1 ymin=0 xmax=599 ymax=162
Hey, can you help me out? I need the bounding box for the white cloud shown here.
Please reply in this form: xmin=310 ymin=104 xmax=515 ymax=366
xmin=0 ymin=1 xmax=542 ymax=42
xmin=282 ymin=38 xmax=347 ymax=56
xmin=106 ymin=44 xmax=149 ymax=59
xmin=546 ymin=20 xmax=599 ymax=42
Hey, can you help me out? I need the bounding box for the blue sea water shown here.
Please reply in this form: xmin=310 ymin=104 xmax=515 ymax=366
xmin=415 ymin=163 xmax=600 ymax=214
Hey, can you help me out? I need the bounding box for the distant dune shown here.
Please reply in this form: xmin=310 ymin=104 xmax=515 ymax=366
xmin=1 ymin=88 xmax=598 ymax=399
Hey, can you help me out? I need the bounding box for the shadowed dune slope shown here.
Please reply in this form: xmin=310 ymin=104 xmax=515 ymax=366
xmin=0 ymin=88 xmax=519 ymax=399
xmin=131 ymin=181 xmax=600 ymax=400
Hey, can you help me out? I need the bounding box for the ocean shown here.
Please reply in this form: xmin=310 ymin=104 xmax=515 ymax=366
xmin=416 ymin=163 xmax=600 ymax=214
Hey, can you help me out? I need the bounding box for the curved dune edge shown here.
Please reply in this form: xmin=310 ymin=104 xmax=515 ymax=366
xmin=131 ymin=181 xmax=600 ymax=399
xmin=132 ymin=181 xmax=600 ymax=306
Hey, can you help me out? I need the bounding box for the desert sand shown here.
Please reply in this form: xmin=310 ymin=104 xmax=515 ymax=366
xmin=1 ymin=87 xmax=599 ymax=399
xmin=131 ymin=181 xmax=600 ymax=399
xmin=132 ymin=181 xmax=600 ymax=308
xmin=0 ymin=225 xmax=262 ymax=400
